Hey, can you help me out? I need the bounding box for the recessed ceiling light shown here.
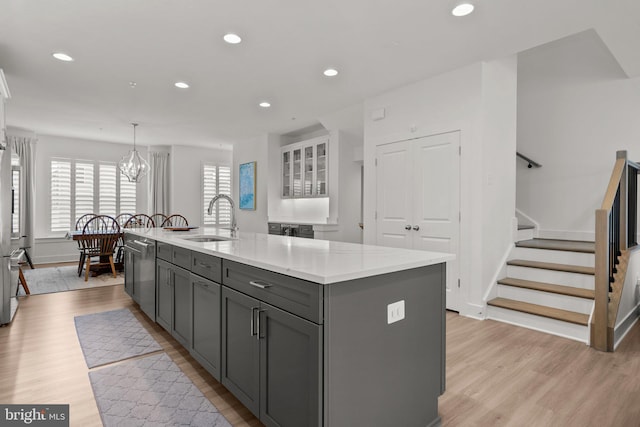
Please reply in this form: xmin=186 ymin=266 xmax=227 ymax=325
xmin=223 ymin=33 xmax=242 ymax=44
xmin=323 ymin=68 xmax=339 ymax=77
xmin=259 ymin=101 xmax=271 ymax=108
xmin=452 ymin=2 xmax=474 ymax=17
xmin=175 ymin=81 xmax=190 ymax=89
xmin=52 ymin=52 xmax=74 ymax=62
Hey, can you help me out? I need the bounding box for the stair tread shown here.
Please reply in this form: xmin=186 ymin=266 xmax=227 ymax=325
xmin=507 ymin=259 xmax=595 ymax=275
xmin=515 ymin=238 xmax=595 ymax=253
xmin=488 ymin=297 xmax=590 ymax=326
xmin=497 ymin=277 xmax=595 ymax=299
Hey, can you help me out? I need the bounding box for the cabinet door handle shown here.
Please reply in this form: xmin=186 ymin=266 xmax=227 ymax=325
xmin=133 ymin=240 xmax=150 ymax=248
xmin=250 ymin=306 xmax=259 ymax=336
xmin=249 ymin=280 xmax=273 ymax=289
xmin=412 ymin=225 xmax=420 ymax=231
xmin=405 ymin=225 xmax=412 ymax=230
xmin=257 ymin=309 xmax=266 ymax=340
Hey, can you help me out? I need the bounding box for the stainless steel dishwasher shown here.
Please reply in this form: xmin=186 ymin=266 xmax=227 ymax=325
xmin=123 ymin=235 xmax=156 ymax=321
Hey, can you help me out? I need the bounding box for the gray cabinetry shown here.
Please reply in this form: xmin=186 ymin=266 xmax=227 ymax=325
xmin=155 ymin=255 xmax=192 ymax=347
xmin=259 ymin=302 xmax=321 ymax=427
xmin=222 ymin=263 xmax=322 ymax=426
xmin=156 ymin=258 xmax=172 ymax=331
xmin=191 ymin=274 xmax=221 ymax=380
xmin=172 ymin=265 xmax=192 ymax=347
xmin=221 ymin=286 xmax=260 ymax=416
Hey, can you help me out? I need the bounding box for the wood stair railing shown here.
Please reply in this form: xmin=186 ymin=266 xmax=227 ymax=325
xmin=592 ymin=150 xmax=639 ymax=351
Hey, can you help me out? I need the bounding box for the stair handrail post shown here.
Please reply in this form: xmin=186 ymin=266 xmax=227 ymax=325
xmin=593 ymin=209 xmax=610 ymax=351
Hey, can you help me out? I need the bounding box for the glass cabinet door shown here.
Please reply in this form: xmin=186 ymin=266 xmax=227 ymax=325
xmin=304 ymin=146 xmax=314 ymax=196
xmin=282 ymin=151 xmax=291 ymax=197
xmin=316 ymin=142 xmax=327 ymax=196
xmin=292 ymin=148 xmax=302 ymax=197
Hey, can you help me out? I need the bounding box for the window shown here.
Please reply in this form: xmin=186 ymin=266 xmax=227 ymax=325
xmin=203 ymin=164 xmax=232 ymax=226
xmin=50 ymin=159 xmax=137 ymax=233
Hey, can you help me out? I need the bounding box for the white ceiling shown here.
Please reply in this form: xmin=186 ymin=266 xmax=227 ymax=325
xmin=1 ymin=0 xmax=638 ymax=148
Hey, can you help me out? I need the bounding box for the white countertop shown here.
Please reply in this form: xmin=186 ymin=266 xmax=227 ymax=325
xmin=127 ymin=227 xmax=455 ymax=284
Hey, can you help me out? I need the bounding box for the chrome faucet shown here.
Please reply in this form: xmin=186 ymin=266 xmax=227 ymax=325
xmin=207 ymin=194 xmax=238 ymax=235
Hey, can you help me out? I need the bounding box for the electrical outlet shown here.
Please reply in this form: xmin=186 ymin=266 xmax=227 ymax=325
xmin=387 ymin=300 xmax=405 ymax=324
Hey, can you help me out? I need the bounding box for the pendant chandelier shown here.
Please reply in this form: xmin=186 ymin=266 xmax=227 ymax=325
xmin=118 ymin=122 xmax=149 ymax=183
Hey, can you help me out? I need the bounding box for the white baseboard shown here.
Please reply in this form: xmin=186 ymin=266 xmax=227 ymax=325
xmin=459 ymin=302 xmax=486 ymax=320
xmin=33 ymin=254 xmax=77 ymax=265
xmin=482 ymin=243 xmax=514 ymax=304
xmin=614 ymin=302 xmax=640 ymax=350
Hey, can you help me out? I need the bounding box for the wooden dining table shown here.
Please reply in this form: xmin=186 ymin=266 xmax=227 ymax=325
xmin=66 ymin=230 xmax=125 ymax=276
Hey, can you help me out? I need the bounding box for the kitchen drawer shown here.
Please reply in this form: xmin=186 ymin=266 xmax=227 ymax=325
xmin=192 ymin=251 xmax=222 ymax=282
xmin=172 ymin=246 xmax=192 ymax=270
xmin=297 ymin=224 xmax=314 ymax=239
xmin=222 ymin=260 xmax=322 ymax=324
xmin=268 ymin=223 xmax=282 ymax=235
xmin=157 ymin=242 xmax=172 ymax=262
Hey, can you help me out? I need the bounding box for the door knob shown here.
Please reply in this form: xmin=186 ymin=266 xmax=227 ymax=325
xmin=412 ymin=225 xmax=420 ymax=231
xmin=405 ymin=225 xmax=412 ymax=230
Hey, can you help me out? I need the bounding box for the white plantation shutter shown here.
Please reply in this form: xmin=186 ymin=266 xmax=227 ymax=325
xmin=202 ymin=164 xmax=232 ymax=226
xmin=99 ymin=163 xmax=117 ymax=217
xmin=51 ymin=159 xmax=72 ymax=232
xmin=49 ymin=159 xmax=138 ymax=233
xmin=218 ymin=166 xmax=232 ymax=225
xmin=11 ymin=168 xmax=20 ymax=237
xmin=74 ymin=162 xmax=94 ymax=221
xmin=120 ymin=173 xmax=137 ymax=214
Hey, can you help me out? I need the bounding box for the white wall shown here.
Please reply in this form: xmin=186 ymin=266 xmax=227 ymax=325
xmin=234 ymin=134 xmax=269 ymax=234
xmin=615 ymin=250 xmax=640 ymax=348
xmin=517 ymin=30 xmax=640 ymax=240
xmin=363 ymin=58 xmax=518 ymax=317
xmin=32 ymin=134 xmax=149 ymax=263
xmin=170 ymin=144 xmax=232 ymax=227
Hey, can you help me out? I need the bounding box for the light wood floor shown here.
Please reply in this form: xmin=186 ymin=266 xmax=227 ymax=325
xmin=2 ymin=285 xmax=640 ymax=426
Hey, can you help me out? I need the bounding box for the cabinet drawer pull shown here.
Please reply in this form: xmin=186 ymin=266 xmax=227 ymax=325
xmin=195 ymin=261 xmax=212 ymax=269
xmin=195 ymin=281 xmax=209 ymax=288
xmin=249 ymin=280 xmax=273 ymax=289
xmin=133 ymin=240 xmax=150 ymax=248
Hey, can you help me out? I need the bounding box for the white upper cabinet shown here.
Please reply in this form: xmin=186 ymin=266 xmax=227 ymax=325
xmin=281 ymin=137 xmax=329 ymax=198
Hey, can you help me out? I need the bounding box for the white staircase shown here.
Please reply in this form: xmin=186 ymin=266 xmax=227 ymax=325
xmin=487 ymin=239 xmax=595 ymax=344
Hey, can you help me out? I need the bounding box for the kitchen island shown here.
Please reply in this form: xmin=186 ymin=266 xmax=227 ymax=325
xmin=124 ymin=227 xmax=454 ymax=427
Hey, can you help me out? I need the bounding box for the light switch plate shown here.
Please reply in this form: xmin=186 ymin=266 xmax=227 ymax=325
xmin=387 ymin=300 xmax=405 ymax=324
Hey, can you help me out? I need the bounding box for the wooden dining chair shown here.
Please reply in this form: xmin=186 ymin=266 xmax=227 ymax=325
xmin=123 ymin=214 xmax=156 ymax=229
xmin=115 ymin=213 xmax=134 ymax=228
xmin=75 ymin=213 xmax=97 ymax=276
xmin=161 ymin=214 xmax=189 ymax=227
xmin=81 ymin=216 xmax=121 ymax=282
xmin=150 ymin=213 xmax=168 ymax=228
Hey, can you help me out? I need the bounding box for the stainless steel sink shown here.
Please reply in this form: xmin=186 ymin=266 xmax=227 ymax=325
xmin=180 ymin=235 xmax=231 ymax=243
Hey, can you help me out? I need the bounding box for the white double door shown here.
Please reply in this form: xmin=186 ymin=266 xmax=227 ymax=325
xmin=375 ymin=131 xmax=461 ymax=311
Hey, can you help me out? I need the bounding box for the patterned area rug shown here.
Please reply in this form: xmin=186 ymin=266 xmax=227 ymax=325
xmin=19 ymin=265 xmax=123 ymax=296
xmin=89 ymin=353 xmax=231 ymax=427
xmin=74 ymin=308 xmax=162 ymax=368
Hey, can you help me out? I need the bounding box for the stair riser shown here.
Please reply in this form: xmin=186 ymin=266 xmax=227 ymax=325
xmin=516 ymin=228 xmax=535 ymax=242
xmin=496 ymin=285 xmax=593 ymax=315
xmin=506 ymin=265 xmax=595 ymax=290
xmin=511 ymin=247 xmax=594 ymax=267
xmin=487 ymin=305 xmax=589 ymax=344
